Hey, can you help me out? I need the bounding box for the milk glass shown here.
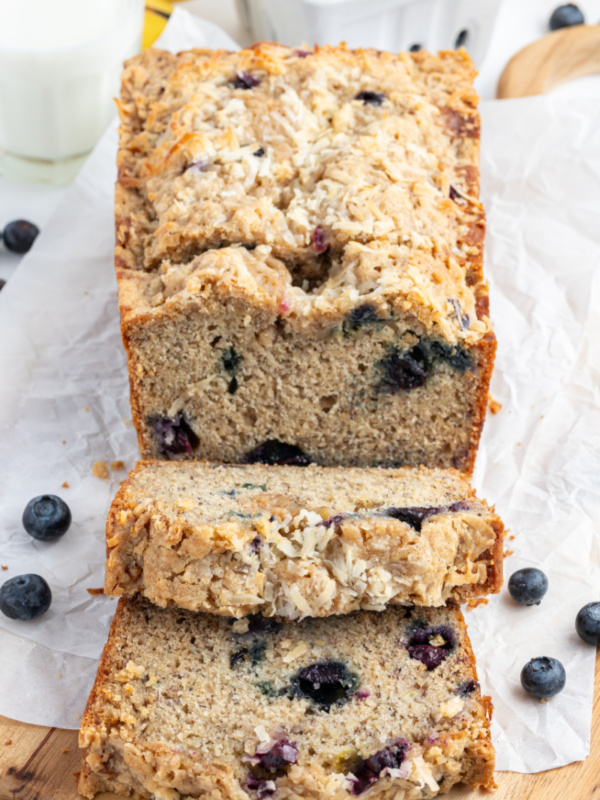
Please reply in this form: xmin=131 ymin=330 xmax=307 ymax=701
xmin=0 ymin=0 xmax=144 ymax=183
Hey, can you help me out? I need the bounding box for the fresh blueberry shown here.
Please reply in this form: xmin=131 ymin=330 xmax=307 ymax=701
xmin=549 ymin=4 xmax=584 ymax=30
xmin=291 ymin=660 xmax=359 ymax=709
xmin=409 ymin=44 xmax=422 ymax=52
xmin=148 ymin=412 xmax=199 ymax=456
xmin=0 ymin=574 xmax=52 ymax=620
xmin=378 ymin=343 xmax=429 ymax=392
xmin=0 ymin=278 xmax=5 ymax=292
xmin=22 ymin=495 xmax=71 ymax=541
xmin=349 ymin=740 xmax=410 ymax=795
xmin=406 ymin=623 xmax=456 ymax=670
xmin=3 ymin=220 xmax=40 ymax=254
xmin=455 ymin=29 xmax=469 ymax=48
xmin=508 ymin=568 xmax=548 ymax=606
xmin=232 ymin=71 xmax=261 ymax=89
xmin=575 ymin=602 xmax=600 ymax=646
xmin=245 ymin=440 xmax=312 ymax=466
xmin=355 ymin=91 xmax=385 ymax=106
xmin=521 ymin=657 xmax=566 ymax=699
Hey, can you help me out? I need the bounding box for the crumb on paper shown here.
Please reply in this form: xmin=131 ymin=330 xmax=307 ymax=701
xmin=57 ymin=672 xmax=63 ymax=678
xmin=5 ymin=740 xmax=12 ymax=746
xmin=75 ymin=713 xmax=81 ymax=720
xmin=73 ymin=772 xmax=81 ymax=780
xmin=488 ymin=396 xmax=502 ymax=415
xmin=62 ymin=440 xmax=66 ymax=445
xmin=87 ymin=587 xmax=105 ymax=595
xmin=509 ymin=534 xmax=515 ymax=541
xmin=61 ymin=748 xmax=70 ymax=754
xmin=92 ymin=460 xmax=109 ymax=480
xmin=466 ymin=597 xmax=489 ymax=610
xmin=517 ymin=442 xmax=522 ymax=447
xmin=1 ymin=565 xmax=7 ymax=571
xmin=504 ymin=549 xmax=514 ymax=558
xmin=122 ymin=418 xmax=132 ymax=426
xmin=62 ymin=481 xmax=70 ymax=489
xmin=110 ymin=460 xmax=125 ymax=471
xmin=84 ymin=406 xmax=89 ymax=412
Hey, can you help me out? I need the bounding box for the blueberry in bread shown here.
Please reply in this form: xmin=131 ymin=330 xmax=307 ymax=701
xmin=115 ymin=44 xmax=495 ymax=473
xmin=104 ymin=461 xmax=504 ymax=617
xmin=79 ymin=598 xmax=495 ymax=799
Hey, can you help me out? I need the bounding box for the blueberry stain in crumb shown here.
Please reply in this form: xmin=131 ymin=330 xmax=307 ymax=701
xmin=249 ymin=737 xmax=299 ymax=772
xmin=406 ymin=623 xmax=456 ymax=670
xmin=253 ymin=147 xmax=265 ymax=157
xmin=148 ymin=412 xmax=199 ymax=455
xmin=430 ymin=341 xmax=473 ymax=371
xmin=386 ymin=500 xmax=472 ymax=532
xmin=377 ymin=344 xmax=429 ymax=392
xmin=0 ymin=574 xmax=52 ymax=620
xmin=312 ymin=225 xmax=329 ymax=254
xmin=232 ymin=72 xmax=261 ymax=89
xmin=355 ymin=91 xmax=385 ymax=106
xmin=290 ymin=660 xmax=360 ymax=710
xmin=22 ymin=495 xmax=71 ymax=541
xmin=3 ymin=219 xmax=39 ymax=253
xmin=246 ymin=440 xmax=312 ymax=466
xmin=457 ymin=679 xmax=479 ymax=696
xmin=247 ymin=777 xmax=276 ymax=798
xmin=348 ymin=740 xmax=410 ymax=795
xmin=344 ymin=304 xmax=379 ymax=332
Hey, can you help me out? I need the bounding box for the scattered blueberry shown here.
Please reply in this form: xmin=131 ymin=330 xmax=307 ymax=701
xmin=0 ymin=278 xmax=5 ymax=292
xmin=245 ymin=440 xmax=312 ymax=466
xmin=312 ymin=225 xmax=329 ymax=254
xmin=291 ymin=660 xmax=359 ymax=709
xmin=349 ymin=740 xmax=410 ymax=795
xmin=549 ymin=4 xmax=584 ymax=30
xmin=148 ymin=412 xmax=199 ymax=456
xmin=406 ymin=623 xmax=456 ymax=670
xmin=22 ymin=495 xmax=71 ymax=541
xmin=521 ymin=657 xmax=566 ymax=699
xmin=232 ymin=71 xmax=261 ymax=89
xmin=409 ymin=44 xmax=422 ymax=52
xmin=355 ymin=91 xmax=385 ymax=106
xmin=508 ymin=568 xmax=548 ymax=606
xmin=455 ymin=29 xmax=469 ymax=48
xmin=3 ymin=219 xmax=40 ymax=254
xmin=247 ymin=777 xmax=276 ymax=798
xmin=378 ymin=343 xmax=429 ymax=392
xmin=575 ymin=602 xmax=600 ymax=646
xmin=385 ymin=500 xmax=472 ymax=532
xmin=0 ymin=574 xmax=52 ymax=620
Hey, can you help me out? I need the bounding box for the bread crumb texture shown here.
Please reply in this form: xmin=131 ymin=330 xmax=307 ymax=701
xmin=79 ymin=598 xmax=495 ymax=800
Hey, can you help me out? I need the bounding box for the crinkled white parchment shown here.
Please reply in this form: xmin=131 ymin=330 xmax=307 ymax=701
xmin=1 ymin=9 xmax=600 ymax=772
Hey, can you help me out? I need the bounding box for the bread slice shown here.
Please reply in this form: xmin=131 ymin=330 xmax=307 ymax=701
xmin=79 ymin=598 xmax=495 ymax=799
xmin=115 ymin=44 xmax=495 ymax=473
xmin=105 ymin=462 xmax=504 ymax=617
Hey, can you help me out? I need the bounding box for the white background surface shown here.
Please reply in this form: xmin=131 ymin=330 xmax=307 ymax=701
xmin=1 ymin=0 xmax=600 ymax=776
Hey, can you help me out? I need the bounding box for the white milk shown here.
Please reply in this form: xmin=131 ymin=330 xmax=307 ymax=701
xmin=0 ymin=0 xmax=144 ymax=162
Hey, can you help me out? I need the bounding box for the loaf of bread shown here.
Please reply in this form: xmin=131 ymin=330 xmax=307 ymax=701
xmin=104 ymin=461 xmax=504 ymax=616
xmin=79 ymin=598 xmax=495 ymax=799
xmin=115 ymin=43 xmax=495 ymax=473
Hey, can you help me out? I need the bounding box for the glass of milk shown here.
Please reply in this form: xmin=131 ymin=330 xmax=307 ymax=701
xmin=0 ymin=0 xmax=144 ymax=183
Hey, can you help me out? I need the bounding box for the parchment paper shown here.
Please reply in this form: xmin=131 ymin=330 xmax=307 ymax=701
xmin=1 ymin=8 xmax=600 ymax=773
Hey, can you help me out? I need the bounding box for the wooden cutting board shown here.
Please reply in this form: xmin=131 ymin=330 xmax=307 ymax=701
xmin=1 ymin=648 xmax=599 ymax=799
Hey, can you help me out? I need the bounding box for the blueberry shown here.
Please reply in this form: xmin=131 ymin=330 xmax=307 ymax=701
xmin=409 ymin=44 xmax=422 ymax=52
xmin=3 ymin=220 xmax=40 ymax=254
xmin=349 ymin=740 xmax=410 ymax=795
xmin=22 ymin=495 xmax=71 ymax=541
xmin=455 ymin=29 xmax=469 ymax=48
xmin=232 ymin=71 xmax=261 ymax=89
xmin=521 ymin=657 xmax=566 ymax=699
xmin=378 ymin=343 xmax=429 ymax=392
xmin=245 ymin=440 xmax=312 ymax=466
xmin=508 ymin=568 xmax=548 ymax=606
xmin=252 ymin=737 xmax=298 ymax=771
xmin=221 ymin=346 xmax=241 ymax=374
xmin=457 ymin=679 xmax=479 ymax=696
xmin=0 ymin=278 xmax=5 ymax=292
xmin=291 ymin=660 xmax=359 ymax=709
xmin=312 ymin=225 xmax=329 ymax=254
xmin=385 ymin=500 xmax=472 ymax=532
xmin=406 ymin=624 xmax=456 ymax=670
xmin=345 ymin=304 xmax=378 ymax=332
xmin=247 ymin=778 xmax=276 ymax=798
xmin=0 ymin=574 xmax=52 ymax=620
xmin=549 ymin=4 xmax=584 ymax=30
xmin=575 ymin=602 xmax=600 ymax=646
xmin=148 ymin=412 xmax=199 ymax=456
xmin=253 ymin=147 xmax=265 ymax=157
xmin=430 ymin=341 xmax=473 ymax=371
xmin=355 ymin=91 xmax=385 ymax=106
